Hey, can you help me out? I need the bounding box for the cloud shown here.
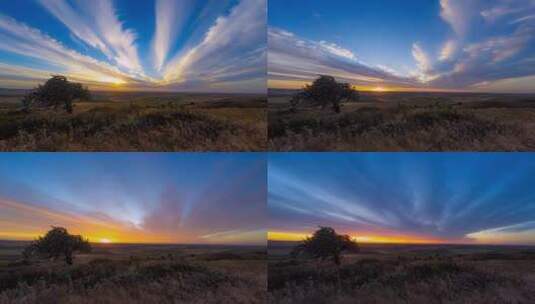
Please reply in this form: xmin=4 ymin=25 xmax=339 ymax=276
xmin=268 ymin=27 xmax=418 ymax=89
xmin=269 ymin=154 xmax=535 ymax=245
xmin=0 ymin=198 xmax=154 ymax=243
xmin=0 ymin=154 xmax=267 ymax=245
xmin=0 ymin=0 xmax=266 ymax=93
xmin=152 ymin=0 xmax=193 ymax=71
xmin=162 ymin=0 xmax=267 ymax=93
xmin=414 ymin=0 xmax=535 ymax=91
xmin=318 ymin=41 xmax=357 ymax=61
xmin=467 ymin=221 xmax=535 ymax=245
xmin=439 ymin=39 xmax=457 ymax=61
xmin=0 ymin=14 xmax=144 ymax=87
xmin=38 ymin=0 xmax=143 ymax=74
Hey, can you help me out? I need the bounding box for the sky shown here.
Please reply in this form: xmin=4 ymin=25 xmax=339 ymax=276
xmin=268 ymin=0 xmax=535 ymax=93
xmin=0 ymin=0 xmax=266 ymax=93
xmin=0 ymin=153 xmax=266 ymax=245
xmin=269 ymin=153 xmax=535 ymax=246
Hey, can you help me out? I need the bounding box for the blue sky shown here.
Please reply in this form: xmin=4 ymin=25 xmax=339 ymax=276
xmin=269 ymin=153 xmax=535 ymax=245
xmin=0 ymin=153 xmax=266 ymax=245
xmin=0 ymin=0 xmax=266 ymax=93
xmin=269 ymin=0 xmax=535 ymax=93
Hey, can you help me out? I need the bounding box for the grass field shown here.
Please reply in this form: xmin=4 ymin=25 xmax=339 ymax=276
xmin=269 ymin=91 xmax=535 ymax=151
xmin=0 ymin=240 xmax=266 ymax=304
xmin=0 ymin=90 xmax=266 ymax=151
xmin=268 ymin=241 xmax=535 ymax=304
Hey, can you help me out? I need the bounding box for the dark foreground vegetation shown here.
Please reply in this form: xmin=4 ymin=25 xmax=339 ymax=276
xmin=269 ymin=241 xmax=535 ymax=304
xmin=0 ymin=87 xmax=266 ymax=151
xmin=0 ymin=240 xmax=266 ymax=304
xmin=269 ymin=90 xmax=535 ymax=151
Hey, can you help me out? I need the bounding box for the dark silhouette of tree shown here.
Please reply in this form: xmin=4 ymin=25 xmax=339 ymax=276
xmin=23 ymin=227 xmax=91 ymax=265
xmin=291 ymin=226 xmax=359 ymax=266
xmin=22 ymin=75 xmax=91 ymax=113
xmin=291 ymin=75 xmax=359 ymax=113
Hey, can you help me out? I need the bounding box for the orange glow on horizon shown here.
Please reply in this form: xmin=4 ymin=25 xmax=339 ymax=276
xmin=269 ymin=231 xmax=450 ymax=244
xmin=269 ymin=79 xmax=467 ymax=93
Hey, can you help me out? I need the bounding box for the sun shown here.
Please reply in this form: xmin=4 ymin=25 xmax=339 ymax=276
xmin=372 ymin=86 xmax=386 ymax=92
xmin=99 ymin=238 xmax=112 ymax=244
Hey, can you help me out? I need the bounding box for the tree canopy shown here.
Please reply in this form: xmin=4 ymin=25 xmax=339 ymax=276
xmin=291 ymin=75 xmax=359 ymax=113
xmin=292 ymin=226 xmax=359 ymax=266
xmin=22 ymin=75 xmax=91 ymax=113
xmin=23 ymin=227 xmax=91 ymax=265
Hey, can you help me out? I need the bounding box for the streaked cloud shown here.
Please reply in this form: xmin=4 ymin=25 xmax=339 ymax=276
xmin=417 ymin=0 xmax=535 ymax=91
xmin=0 ymin=153 xmax=267 ymax=245
xmin=0 ymin=0 xmax=266 ymax=93
xmin=268 ymin=27 xmax=418 ymax=89
xmin=269 ymin=0 xmax=535 ymax=92
xmin=38 ymin=0 xmax=143 ymax=74
xmin=0 ymin=14 xmax=141 ymax=87
xmin=151 ymin=0 xmax=192 ymax=71
xmin=269 ymin=153 xmax=535 ymax=245
xmin=163 ymin=0 xmax=266 ymax=93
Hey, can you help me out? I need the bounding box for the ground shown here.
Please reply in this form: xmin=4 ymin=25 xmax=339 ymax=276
xmin=269 ymin=91 xmax=535 ymax=151
xmin=268 ymin=241 xmax=535 ymax=304
xmin=0 ymin=90 xmax=266 ymax=151
xmin=0 ymin=240 xmax=266 ymax=304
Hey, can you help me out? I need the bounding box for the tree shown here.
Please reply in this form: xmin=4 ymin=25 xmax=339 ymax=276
xmin=22 ymin=75 xmax=91 ymax=113
xmin=23 ymin=227 xmax=91 ymax=265
xmin=291 ymin=75 xmax=359 ymax=113
xmin=291 ymin=226 xmax=359 ymax=266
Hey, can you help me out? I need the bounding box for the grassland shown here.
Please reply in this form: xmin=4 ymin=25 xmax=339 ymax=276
xmin=0 ymin=90 xmax=266 ymax=151
xmin=268 ymin=241 xmax=535 ymax=304
xmin=269 ymin=91 xmax=535 ymax=151
xmin=0 ymin=240 xmax=266 ymax=304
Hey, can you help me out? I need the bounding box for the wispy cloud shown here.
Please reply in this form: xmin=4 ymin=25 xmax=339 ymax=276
xmin=269 ymin=154 xmax=535 ymax=245
xmin=0 ymin=0 xmax=265 ymax=93
xmin=38 ymin=0 xmax=143 ymax=74
xmin=151 ymin=0 xmax=193 ymax=71
xmin=268 ymin=27 xmax=418 ymax=89
xmin=415 ymin=0 xmax=535 ymax=91
xmin=0 ymin=14 xmax=141 ymax=87
xmin=163 ymin=0 xmax=266 ymax=93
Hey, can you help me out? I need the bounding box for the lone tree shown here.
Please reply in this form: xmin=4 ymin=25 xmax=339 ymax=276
xmin=23 ymin=227 xmax=91 ymax=265
xmin=291 ymin=226 xmax=359 ymax=266
xmin=291 ymin=75 xmax=359 ymax=113
xmin=22 ymin=75 xmax=91 ymax=113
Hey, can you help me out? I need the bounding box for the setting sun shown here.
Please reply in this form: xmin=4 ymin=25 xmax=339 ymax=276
xmin=99 ymin=238 xmax=112 ymax=244
xmin=372 ymin=86 xmax=386 ymax=92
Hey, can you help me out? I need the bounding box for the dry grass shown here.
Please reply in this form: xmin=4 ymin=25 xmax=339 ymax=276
xmin=268 ymin=92 xmax=535 ymax=151
xmin=0 ymin=242 xmax=266 ymax=304
xmin=268 ymin=243 xmax=535 ymax=304
xmin=0 ymin=93 xmax=266 ymax=151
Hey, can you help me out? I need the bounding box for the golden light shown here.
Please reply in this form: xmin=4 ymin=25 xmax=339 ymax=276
xmin=99 ymin=238 xmax=112 ymax=244
xmin=98 ymin=75 xmax=126 ymax=86
xmin=268 ymin=231 xmax=310 ymax=241
xmin=352 ymin=234 xmax=445 ymax=244
xmin=372 ymin=86 xmax=386 ymax=92
xmin=268 ymin=230 xmax=448 ymax=244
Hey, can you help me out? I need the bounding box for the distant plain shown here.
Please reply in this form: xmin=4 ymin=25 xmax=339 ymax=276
xmin=0 ymin=89 xmax=266 ymax=151
xmin=269 ymin=90 xmax=535 ymax=151
xmin=0 ymin=240 xmax=266 ymax=304
xmin=268 ymin=240 xmax=535 ymax=304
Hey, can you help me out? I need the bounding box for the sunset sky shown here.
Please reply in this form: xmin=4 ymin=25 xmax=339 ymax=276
xmin=269 ymin=153 xmax=535 ymax=245
xmin=0 ymin=0 xmax=266 ymax=93
xmin=0 ymin=153 xmax=266 ymax=245
xmin=269 ymin=0 xmax=535 ymax=93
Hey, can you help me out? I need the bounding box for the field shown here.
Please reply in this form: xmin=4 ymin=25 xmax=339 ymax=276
xmin=269 ymin=90 xmax=535 ymax=151
xmin=0 ymin=240 xmax=266 ymax=304
xmin=0 ymin=90 xmax=266 ymax=151
xmin=268 ymin=241 xmax=535 ymax=304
